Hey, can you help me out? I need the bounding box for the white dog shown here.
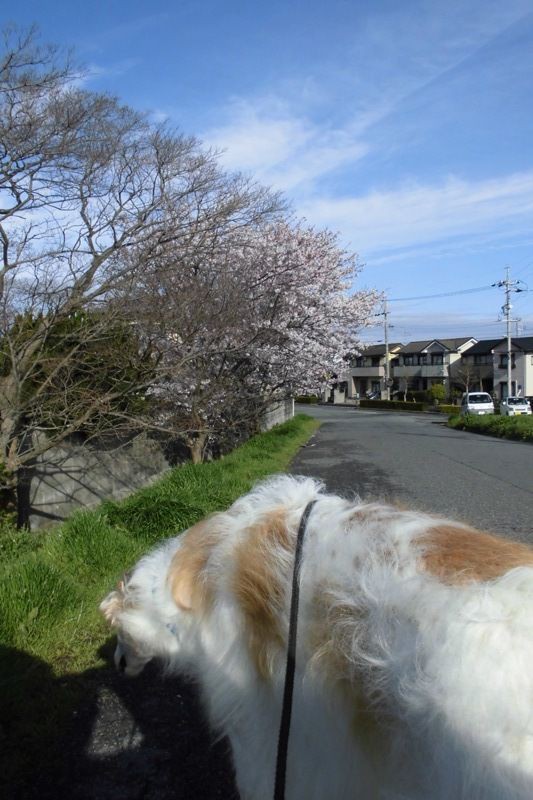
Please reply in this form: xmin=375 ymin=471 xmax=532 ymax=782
xmin=101 ymin=475 xmax=533 ymax=799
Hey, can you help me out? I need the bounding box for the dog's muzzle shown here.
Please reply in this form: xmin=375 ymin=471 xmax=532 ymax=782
xmin=113 ymin=640 xmax=151 ymax=677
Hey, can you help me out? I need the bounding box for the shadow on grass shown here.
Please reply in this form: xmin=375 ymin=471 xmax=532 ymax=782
xmin=1 ymin=642 xmax=238 ymax=800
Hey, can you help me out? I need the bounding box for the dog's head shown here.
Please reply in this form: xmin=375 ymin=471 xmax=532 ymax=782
xmin=100 ymin=475 xmax=324 ymax=679
xmin=99 ymin=520 xmax=219 ymax=678
xmin=100 ymin=578 xmax=157 ymax=677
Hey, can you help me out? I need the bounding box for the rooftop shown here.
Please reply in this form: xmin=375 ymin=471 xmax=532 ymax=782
xmin=399 ymin=337 xmax=475 ymax=354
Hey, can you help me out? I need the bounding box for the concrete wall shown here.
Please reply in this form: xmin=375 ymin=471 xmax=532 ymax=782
xmin=28 ymin=434 xmax=172 ymax=530
xmin=260 ymin=398 xmax=295 ymax=431
xmin=27 ymin=399 xmax=295 ymax=530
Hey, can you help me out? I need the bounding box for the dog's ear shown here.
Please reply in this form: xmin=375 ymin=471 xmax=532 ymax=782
xmin=100 ymin=588 xmax=125 ymax=626
xmin=168 ymin=517 xmax=220 ymax=613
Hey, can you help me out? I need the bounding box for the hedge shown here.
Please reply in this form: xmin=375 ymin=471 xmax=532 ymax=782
xmin=448 ymin=414 xmax=533 ymax=441
xmin=295 ymin=395 xmax=319 ymax=404
xmin=436 ymin=404 xmax=460 ymax=415
xmin=359 ymin=400 xmax=426 ymax=411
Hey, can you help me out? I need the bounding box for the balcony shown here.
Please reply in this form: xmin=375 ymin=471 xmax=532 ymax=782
xmin=349 ymin=366 xmax=384 ymax=377
xmin=394 ymin=364 xmax=447 ymax=378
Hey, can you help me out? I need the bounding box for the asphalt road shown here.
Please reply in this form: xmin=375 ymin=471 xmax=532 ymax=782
xmin=17 ymin=407 xmax=533 ymax=800
xmin=292 ymin=404 xmax=533 ymax=543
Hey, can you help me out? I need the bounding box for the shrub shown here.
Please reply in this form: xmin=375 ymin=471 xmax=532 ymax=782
xmin=360 ymin=400 xmax=426 ymax=411
xmin=437 ymin=404 xmax=460 ymax=415
xmin=406 ymin=390 xmax=429 ymax=403
xmin=295 ymin=395 xmax=319 ymax=404
xmin=448 ymin=414 xmax=533 ymax=441
xmin=429 ymin=384 xmax=447 ymax=403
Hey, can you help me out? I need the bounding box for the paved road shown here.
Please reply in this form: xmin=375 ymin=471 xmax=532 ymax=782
xmin=292 ymin=405 xmax=533 ymax=542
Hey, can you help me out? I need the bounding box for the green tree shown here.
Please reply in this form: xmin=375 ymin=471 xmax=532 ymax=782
xmin=429 ymin=383 xmax=447 ymax=404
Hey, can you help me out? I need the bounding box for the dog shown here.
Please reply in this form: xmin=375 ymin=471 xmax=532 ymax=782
xmin=101 ymin=475 xmax=533 ymax=799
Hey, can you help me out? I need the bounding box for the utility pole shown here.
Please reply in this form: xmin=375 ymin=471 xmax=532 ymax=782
xmin=383 ymin=298 xmax=391 ymax=401
xmin=494 ymin=268 xmax=525 ymax=398
xmin=374 ymin=296 xmax=393 ymax=400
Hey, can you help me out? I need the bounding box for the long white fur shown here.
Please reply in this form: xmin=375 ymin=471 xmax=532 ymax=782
xmin=100 ymin=474 xmax=533 ymax=800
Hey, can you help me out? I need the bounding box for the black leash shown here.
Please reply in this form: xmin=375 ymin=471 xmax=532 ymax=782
xmin=274 ymin=499 xmax=317 ymax=800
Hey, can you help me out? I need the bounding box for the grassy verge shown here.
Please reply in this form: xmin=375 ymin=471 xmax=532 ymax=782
xmin=447 ymin=413 xmax=533 ymax=441
xmin=0 ymin=414 xmax=318 ymax=791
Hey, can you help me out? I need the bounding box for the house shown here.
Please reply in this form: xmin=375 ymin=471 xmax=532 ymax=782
xmin=455 ymin=339 xmax=501 ymax=394
xmin=456 ymin=337 xmax=533 ymax=399
xmin=346 ymin=343 xmax=403 ymax=399
xmin=322 ymin=336 xmax=533 ymax=405
xmin=492 ymin=337 xmax=533 ymax=398
xmin=394 ymin=338 xmax=477 ymax=395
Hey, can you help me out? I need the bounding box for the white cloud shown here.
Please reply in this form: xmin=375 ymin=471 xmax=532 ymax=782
xmin=300 ymin=172 xmax=533 ymax=256
xmin=73 ymin=59 xmax=139 ymax=88
xmin=203 ymin=99 xmax=369 ymax=192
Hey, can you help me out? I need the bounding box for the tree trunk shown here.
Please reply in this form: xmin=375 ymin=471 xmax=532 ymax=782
xmin=190 ymin=433 xmax=207 ymax=465
xmin=0 ymin=467 xmax=18 ymax=522
xmin=1 ymin=418 xmax=35 ymax=528
xmin=16 ymin=465 xmax=33 ymax=529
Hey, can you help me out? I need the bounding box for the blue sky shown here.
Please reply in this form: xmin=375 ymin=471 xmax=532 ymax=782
xmin=10 ymin=0 xmax=533 ymax=343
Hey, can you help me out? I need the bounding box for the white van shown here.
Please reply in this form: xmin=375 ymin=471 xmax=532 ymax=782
xmin=460 ymin=392 xmax=495 ymax=416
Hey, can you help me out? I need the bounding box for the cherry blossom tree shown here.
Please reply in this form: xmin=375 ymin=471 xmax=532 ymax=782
xmin=138 ymin=220 xmax=378 ymax=461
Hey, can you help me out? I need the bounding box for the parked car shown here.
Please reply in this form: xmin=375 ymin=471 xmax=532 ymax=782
xmin=460 ymin=392 xmax=495 ymax=416
xmin=365 ymin=391 xmax=381 ymax=400
xmin=499 ymin=397 xmax=532 ymax=416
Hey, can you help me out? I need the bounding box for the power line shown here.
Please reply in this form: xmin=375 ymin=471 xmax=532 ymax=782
xmin=388 ymin=285 xmax=495 ymax=302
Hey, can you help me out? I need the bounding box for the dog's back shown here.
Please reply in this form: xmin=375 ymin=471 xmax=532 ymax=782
xmin=102 ymin=475 xmax=533 ymax=799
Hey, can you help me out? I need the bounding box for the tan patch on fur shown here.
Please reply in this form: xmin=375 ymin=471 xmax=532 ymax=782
xmin=420 ymin=524 xmax=533 ymax=584
xmin=168 ymin=516 xmax=221 ymax=613
xmin=308 ymin=587 xmax=386 ymax=758
xmin=233 ymin=509 xmax=290 ymax=680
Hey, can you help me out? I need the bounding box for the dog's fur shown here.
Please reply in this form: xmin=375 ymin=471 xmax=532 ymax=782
xmin=101 ymin=475 xmax=533 ymax=799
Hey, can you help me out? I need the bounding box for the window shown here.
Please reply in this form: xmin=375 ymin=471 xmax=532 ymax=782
xmin=403 ymin=355 xmax=414 ymax=365
xmin=371 ymin=356 xmax=380 ymax=367
xmin=499 ymin=354 xmax=516 ymax=369
xmin=474 ymin=354 xmax=491 ymax=365
xmin=418 ymin=354 xmax=428 ymax=365
xmin=431 ymin=353 xmax=444 ymax=365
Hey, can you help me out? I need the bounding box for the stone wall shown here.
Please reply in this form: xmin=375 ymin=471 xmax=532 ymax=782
xmin=27 ymin=400 xmax=295 ymax=530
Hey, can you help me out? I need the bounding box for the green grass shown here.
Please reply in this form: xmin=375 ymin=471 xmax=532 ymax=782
xmin=0 ymin=414 xmax=318 ymax=792
xmin=447 ymin=413 xmax=533 ymax=441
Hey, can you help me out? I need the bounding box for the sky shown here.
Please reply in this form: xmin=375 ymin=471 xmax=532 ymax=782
xmin=9 ymin=0 xmax=533 ymax=344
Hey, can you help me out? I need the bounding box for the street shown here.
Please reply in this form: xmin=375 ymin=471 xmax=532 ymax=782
xmin=291 ymin=405 xmax=533 ymax=543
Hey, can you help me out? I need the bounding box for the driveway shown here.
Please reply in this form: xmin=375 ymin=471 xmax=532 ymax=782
xmin=291 ymin=405 xmax=533 ymax=542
